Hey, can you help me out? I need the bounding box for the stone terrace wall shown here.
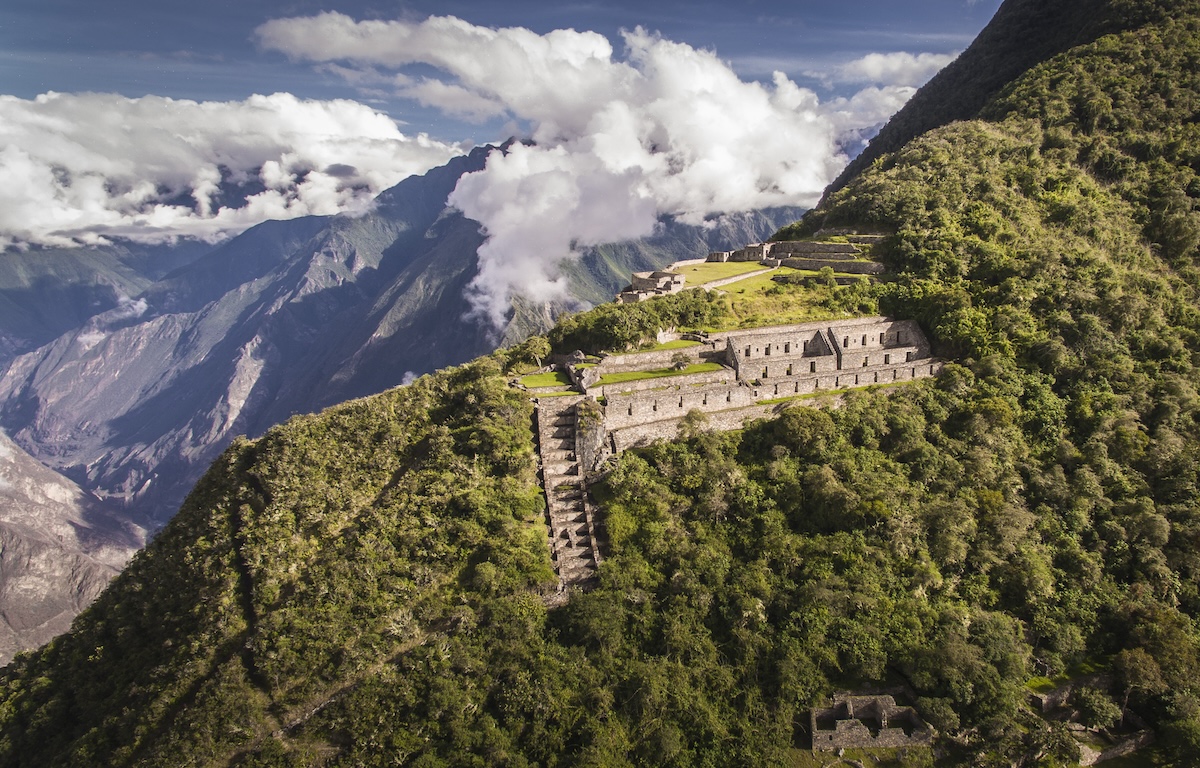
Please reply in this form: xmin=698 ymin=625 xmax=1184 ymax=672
xmin=609 ymin=398 xmax=828 ymax=452
xmin=590 ymin=344 xmax=718 ymax=373
xmin=779 ymin=257 xmax=884 ymax=274
xmin=604 ymin=380 xmax=760 ymax=430
xmin=591 ymin=367 xmax=735 ymax=399
xmin=602 ymin=359 xmax=942 ymax=433
xmin=577 ymin=343 xmax=725 ymax=389
xmin=771 ymin=241 xmax=860 ymax=256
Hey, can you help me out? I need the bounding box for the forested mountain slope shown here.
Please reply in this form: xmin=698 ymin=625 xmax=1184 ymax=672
xmin=1 ymin=0 xmax=1199 ymax=765
xmin=824 ymin=0 xmax=1183 ymax=197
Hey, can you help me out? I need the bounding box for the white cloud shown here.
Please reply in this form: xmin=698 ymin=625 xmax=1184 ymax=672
xmin=822 ymin=51 xmax=958 ymax=87
xmin=0 ymin=92 xmax=462 ymax=249
xmin=260 ymin=15 xmax=892 ymax=326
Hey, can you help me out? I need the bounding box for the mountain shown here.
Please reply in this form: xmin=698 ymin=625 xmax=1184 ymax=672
xmin=822 ymin=0 xmax=1176 ymax=199
xmin=0 ymin=146 xmax=801 ymax=531
xmin=0 ymin=430 xmax=141 ymax=665
xmin=0 ymin=241 xmax=211 ymax=362
xmin=5 ymin=0 xmax=1200 ymax=764
xmin=0 ymin=147 xmax=799 ymax=662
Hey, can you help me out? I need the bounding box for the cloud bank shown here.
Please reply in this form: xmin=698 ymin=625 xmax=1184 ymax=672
xmin=260 ymin=14 xmax=939 ymax=325
xmin=831 ymin=51 xmax=958 ymax=87
xmin=0 ymin=92 xmax=460 ymax=249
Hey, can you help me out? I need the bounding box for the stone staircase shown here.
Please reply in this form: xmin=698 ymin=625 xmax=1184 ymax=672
xmin=534 ymin=396 xmax=601 ymax=595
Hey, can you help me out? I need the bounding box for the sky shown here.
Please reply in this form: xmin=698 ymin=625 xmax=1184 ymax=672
xmin=0 ymin=0 xmax=1004 ymax=323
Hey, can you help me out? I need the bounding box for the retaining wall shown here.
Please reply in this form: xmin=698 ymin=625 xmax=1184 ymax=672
xmin=591 ymin=367 xmax=736 ymax=399
xmin=601 ymin=360 xmax=941 ymax=432
xmin=779 ymin=257 xmax=885 ymax=274
xmin=771 ymin=241 xmax=861 ymax=255
xmin=609 ymin=399 xmax=824 ymax=452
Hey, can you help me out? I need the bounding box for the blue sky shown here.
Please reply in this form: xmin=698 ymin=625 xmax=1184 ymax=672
xmin=2 ymin=0 xmax=1002 ymax=142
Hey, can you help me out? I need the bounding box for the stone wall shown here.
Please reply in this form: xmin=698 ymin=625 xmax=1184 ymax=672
xmin=609 ymin=399 xmax=826 ymax=452
xmin=779 ymin=257 xmax=884 ymax=274
xmin=575 ymin=399 xmax=610 ymax=475
xmin=1080 ymin=731 xmax=1155 ymax=766
xmin=603 ymin=381 xmax=761 ymax=430
xmin=811 ymin=695 xmax=932 ymax=753
xmin=573 ymin=318 xmax=941 ymax=466
xmin=730 ymin=243 xmax=769 ymax=261
xmin=770 ymin=241 xmax=861 ymax=256
xmin=699 ymin=268 xmax=774 ymax=290
xmin=592 ymin=367 xmax=736 ymax=399
xmin=1029 ymin=674 xmax=1114 ymax=713
xmin=590 ymin=344 xmax=715 ymax=373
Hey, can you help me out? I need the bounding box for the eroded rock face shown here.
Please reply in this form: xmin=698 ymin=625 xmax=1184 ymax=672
xmin=0 ymin=431 xmax=142 ymax=665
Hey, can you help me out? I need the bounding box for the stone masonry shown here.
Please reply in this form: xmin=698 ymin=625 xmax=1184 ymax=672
xmin=810 ymin=694 xmax=932 ymax=752
xmin=533 ymin=395 xmax=602 ymax=593
xmin=573 ymin=317 xmax=942 ymax=460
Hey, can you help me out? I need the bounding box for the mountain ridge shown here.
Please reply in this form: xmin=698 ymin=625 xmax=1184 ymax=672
xmin=5 ymin=0 xmax=1200 ymax=763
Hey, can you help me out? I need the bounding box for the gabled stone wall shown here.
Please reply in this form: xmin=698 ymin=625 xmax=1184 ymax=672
xmin=811 ymin=694 xmax=932 ymax=752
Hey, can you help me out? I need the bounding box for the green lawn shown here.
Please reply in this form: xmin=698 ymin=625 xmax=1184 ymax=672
xmin=520 ymin=371 xmax=572 ymax=388
xmin=597 ymin=362 xmax=725 ymax=387
xmin=643 ymin=339 xmax=701 ymax=351
xmin=673 ymin=261 xmax=770 ymax=284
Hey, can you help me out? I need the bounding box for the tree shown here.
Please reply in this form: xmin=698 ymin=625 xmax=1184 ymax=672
xmin=1071 ymin=686 xmax=1121 ymax=731
xmin=1113 ymin=648 xmax=1167 ymax=721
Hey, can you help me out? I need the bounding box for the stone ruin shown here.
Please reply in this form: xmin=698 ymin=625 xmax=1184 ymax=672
xmin=707 ymin=237 xmax=885 ymax=274
xmin=616 ymin=270 xmax=687 ymax=303
xmin=810 ymin=694 xmax=932 ymax=752
xmin=567 ymin=317 xmax=942 ymax=465
xmin=527 ymin=316 xmax=942 ymax=592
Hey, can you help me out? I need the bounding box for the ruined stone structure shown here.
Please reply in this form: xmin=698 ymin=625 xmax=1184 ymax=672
xmin=616 ymin=270 xmax=686 ymax=303
xmin=533 ymin=396 xmax=603 ymax=594
xmin=707 ymin=239 xmax=883 ymax=271
xmin=571 ymin=318 xmax=941 ymax=463
xmin=810 ymin=694 xmax=932 ymax=752
xmin=530 ymin=316 xmax=941 ymax=590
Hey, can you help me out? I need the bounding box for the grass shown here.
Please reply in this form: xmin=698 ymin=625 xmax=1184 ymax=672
xmin=532 ymin=391 xmax=580 ymax=399
xmin=1026 ymin=676 xmax=1058 ymax=694
xmin=672 ymin=261 xmax=771 ymax=284
xmin=597 ymin=362 xmax=725 ymax=387
xmin=642 ymin=339 xmax=701 ymax=351
xmin=520 ymin=371 xmax=572 ymax=388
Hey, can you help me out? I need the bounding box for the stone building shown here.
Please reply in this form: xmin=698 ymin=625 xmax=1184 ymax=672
xmin=810 ymin=694 xmax=932 ymax=752
xmin=616 ymin=271 xmax=686 ymax=303
xmin=564 ymin=317 xmax=942 ymax=469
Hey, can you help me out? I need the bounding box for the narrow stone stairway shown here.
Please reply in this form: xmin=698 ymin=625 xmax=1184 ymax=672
xmin=534 ymin=396 xmax=601 ymax=596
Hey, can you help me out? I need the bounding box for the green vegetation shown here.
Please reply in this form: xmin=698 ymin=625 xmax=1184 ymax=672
xmin=3 ymin=1 xmax=1200 ymax=766
xmin=597 ymin=362 xmax=725 ymax=387
xmin=549 ymin=288 xmax=728 ymax=354
xmin=672 ymin=261 xmax=770 ymax=284
xmin=644 ymin=339 xmax=701 ymax=351
xmin=0 ymin=357 xmax=554 ymax=767
xmin=518 ymin=370 xmax=572 ymax=388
